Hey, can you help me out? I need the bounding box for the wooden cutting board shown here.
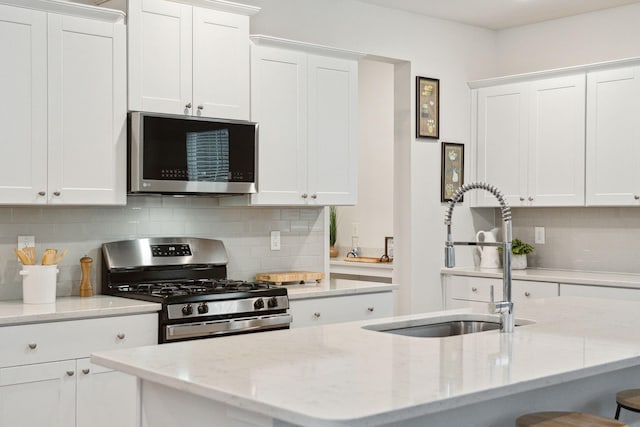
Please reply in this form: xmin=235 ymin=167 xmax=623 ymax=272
xmin=343 ymin=256 xmax=393 ymax=263
xmin=256 ymin=271 xmax=325 ymax=285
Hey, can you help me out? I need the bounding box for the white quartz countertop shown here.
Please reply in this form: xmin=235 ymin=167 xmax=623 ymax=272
xmin=442 ymin=266 xmax=640 ymax=289
xmin=0 ymin=295 xmax=161 ymax=326
xmin=329 ymin=260 xmax=394 ymax=269
xmin=91 ymin=296 xmax=640 ymax=427
xmin=285 ymin=278 xmax=398 ymax=300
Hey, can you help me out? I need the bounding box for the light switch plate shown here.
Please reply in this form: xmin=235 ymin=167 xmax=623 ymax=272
xmin=270 ymin=231 xmax=281 ymax=251
xmin=534 ymin=227 xmax=545 ymax=244
xmin=18 ymin=235 xmax=35 ymax=249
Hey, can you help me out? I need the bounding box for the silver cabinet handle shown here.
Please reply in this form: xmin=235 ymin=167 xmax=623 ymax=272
xmin=311 ymin=194 xmax=317 ymax=199
xmin=367 ymin=307 xmax=374 ymax=312
xmin=524 ymin=291 xmax=531 ymax=297
xmin=185 ymin=103 xmax=192 ymax=109
xmin=471 ymin=287 xmax=478 ymax=292
xmin=197 ymin=105 xmax=203 ymax=110
xmin=28 ymin=343 xmax=37 ymax=350
xmin=528 ymin=196 xmax=534 ymax=202
xmin=116 ymin=333 xmax=125 ymax=340
xmin=66 ymin=370 xmax=75 ymax=377
xmin=313 ymin=312 xmax=321 ymax=318
xmin=519 ymin=197 xmax=525 ymax=201
xmin=53 ymin=191 xmax=61 ymax=197
xmin=635 ymin=195 xmax=640 ymax=200
xmin=38 ymin=191 xmax=46 ymax=196
xmin=301 ymin=194 xmax=308 ymax=199
xmin=82 ymin=368 xmax=90 ymax=375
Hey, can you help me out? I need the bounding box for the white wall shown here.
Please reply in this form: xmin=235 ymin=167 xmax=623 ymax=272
xmin=334 ymin=59 xmax=394 ymax=258
xmin=248 ymin=0 xmax=498 ymax=314
xmin=495 ymin=3 xmax=640 ymax=75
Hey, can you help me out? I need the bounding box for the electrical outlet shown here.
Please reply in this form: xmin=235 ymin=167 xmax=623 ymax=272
xmin=18 ymin=235 xmax=35 ymax=249
xmin=534 ymin=227 xmax=545 ymax=244
xmin=270 ymin=231 xmax=281 ymax=251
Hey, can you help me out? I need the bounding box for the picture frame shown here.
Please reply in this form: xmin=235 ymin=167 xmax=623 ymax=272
xmin=441 ymin=142 xmax=464 ymax=202
xmin=384 ymin=236 xmax=394 ymax=259
xmin=416 ymin=76 xmax=440 ymax=139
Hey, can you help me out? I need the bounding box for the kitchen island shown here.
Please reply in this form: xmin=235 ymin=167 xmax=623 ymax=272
xmin=91 ymin=297 xmax=640 ymax=427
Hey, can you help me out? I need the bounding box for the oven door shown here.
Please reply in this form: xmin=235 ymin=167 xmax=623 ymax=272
xmin=164 ymin=313 xmax=291 ymax=342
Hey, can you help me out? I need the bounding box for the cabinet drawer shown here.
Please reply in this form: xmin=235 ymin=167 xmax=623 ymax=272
xmin=0 ymin=313 xmax=158 ymax=368
xmin=289 ymin=292 xmax=393 ymax=328
xmin=512 ymin=280 xmax=558 ymax=302
xmin=447 ymin=276 xmax=503 ymax=302
xmin=560 ymin=283 xmax=640 ymax=301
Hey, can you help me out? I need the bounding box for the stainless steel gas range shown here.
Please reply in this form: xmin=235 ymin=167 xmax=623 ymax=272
xmin=101 ymin=237 xmax=291 ymax=343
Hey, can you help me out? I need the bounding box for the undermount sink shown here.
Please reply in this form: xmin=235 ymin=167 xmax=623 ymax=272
xmin=362 ymin=313 xmax=533 ymax=338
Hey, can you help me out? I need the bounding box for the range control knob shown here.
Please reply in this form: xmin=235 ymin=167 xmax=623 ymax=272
xmin=254 ymin=298 xmax=265 ymax=310
xmin=197 ymin=303 xmax=209 ymax=314
xmin=267 ymin=297 xmax=278 ymax=308
xmin=182 ymin=304 xmax=193 ymax=316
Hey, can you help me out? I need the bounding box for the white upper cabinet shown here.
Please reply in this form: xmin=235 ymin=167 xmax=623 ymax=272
xmin=0 ymin=1 xmax=126 ymax=205
xmin=127 ymin=0 xmax=256 ymax=120
xmin=474 ymin=74 xmax=585 ymax=207
xmin=248 ymin=36 xmax=359 ymax=206
xmin=586 ymin=66 xmax=640 ymax=206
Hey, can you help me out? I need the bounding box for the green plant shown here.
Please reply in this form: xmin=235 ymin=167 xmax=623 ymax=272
xmin=329 ymin=206 xmax=337 ymax=247
xmin=499 ymin=238 xmax=534 ymax=255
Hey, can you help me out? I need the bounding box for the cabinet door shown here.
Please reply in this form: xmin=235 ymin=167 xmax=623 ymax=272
xmin=476 ymin=83 xmax=529 ymax=206
xmin=289 ymin=292 xmax=393 ymax=328
xmin=586 ymin=66 xmax=640 ymax=206
xmin=193 ymin=7 xmax=249 ymax=120
xmin=528 ymin=75 xmax=585 ymax=206
xmin=47 ymin=13 xmax=126 ymax=205
xmin=250 ymin=45 xmax=308 ymax=205
xmin=128 ymin=0 xmax=192 ymax=115
xmin=0 ymin=5 xmax=48 ymax=204
xmin=307 ymin=55 xmax=358 ymax=205
xmin=512 ymin=280 xmax=558 ymax=302
xmin=0 ymin=360 xmax=76 ymax=427
xmin=76 ymin=358 xmax=139 ymax=427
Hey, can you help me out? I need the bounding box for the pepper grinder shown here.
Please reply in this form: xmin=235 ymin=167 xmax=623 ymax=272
xmin=80 ymin=256 xmax=93 ymax=297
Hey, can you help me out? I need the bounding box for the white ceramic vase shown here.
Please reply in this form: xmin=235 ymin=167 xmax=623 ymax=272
xmin=511 ymin=254 xmax=527 ymax=270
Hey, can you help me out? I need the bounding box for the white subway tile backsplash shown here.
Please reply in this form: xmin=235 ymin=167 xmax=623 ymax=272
xmin=0 ymin=199 xmax=325 ymax=300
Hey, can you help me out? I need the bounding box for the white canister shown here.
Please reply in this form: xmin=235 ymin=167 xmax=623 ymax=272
xmin=20 ymin=265 xmax=59 ymax=304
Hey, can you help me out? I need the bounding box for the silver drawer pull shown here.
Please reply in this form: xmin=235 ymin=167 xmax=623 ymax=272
xmin=367 ymin=307 xmax=374 ymax=312
xmin=185 ymin=103 xmax=192 ymax=109
xmin=471 ymin=287 xmax=478 ymax=292
xmin=116 ymin=333 xmax=125 ymax=340
xmin=197 ymin=105 xmax=203 ymax=110
xmin=28 ymin=343 xmax=37 ymax=350
xmin=66 ymin=370 xmax=75 ymax=377
xmin=38 ymin=191 xmax=46 ymax=196
xmin=524 ymin=291 xmax=531 ymax=297
xmin=313 ymin=312 xmax=321 ymax=318
xmin=82 ymin=369 xmax=90 ymax=375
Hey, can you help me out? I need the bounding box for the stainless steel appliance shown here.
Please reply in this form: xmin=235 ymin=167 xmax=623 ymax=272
xmin=101 ymin=237 xmax=290 ymax=343
xmin=128 ymin=112 xmax=258 ymax=195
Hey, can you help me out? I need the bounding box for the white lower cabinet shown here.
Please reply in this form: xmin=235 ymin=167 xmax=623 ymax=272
xmin=444 ymin=275 xmax=558 ymax=310
xmin=0 ymin=313 xmax=157 ymax=427
xmin=289 ymin=292 xmax=393 ymax=328
xmin=559 ymin=283 xmax=640 ymax=301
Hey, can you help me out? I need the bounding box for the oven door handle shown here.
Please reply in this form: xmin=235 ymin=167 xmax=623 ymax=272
xmin=165 ymin=314 xmax=292 ymax=341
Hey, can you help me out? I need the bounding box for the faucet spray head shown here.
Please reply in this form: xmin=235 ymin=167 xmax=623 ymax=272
xmin=445 ymin=243 xmax=455 ymax=268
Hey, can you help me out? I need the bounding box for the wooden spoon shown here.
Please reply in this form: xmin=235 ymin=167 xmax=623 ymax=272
xmin=23 ymin=246 xmax=37 ymax=265
xmin=41 ymin=248 xmax=57 ymax=265
xmin=53 ymin=250 xmax=67 ymax=265
xmin=14 ymin=248 xmax=31 ymax=265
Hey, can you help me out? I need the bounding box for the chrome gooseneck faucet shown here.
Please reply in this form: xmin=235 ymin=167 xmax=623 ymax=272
xmin=444 ymin=182 xmax=514 ymax=333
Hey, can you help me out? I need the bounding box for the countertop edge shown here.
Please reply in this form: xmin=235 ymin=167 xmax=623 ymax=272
xmin=441 ymin=267 xmax=640 ymax=289
xmin=0 ymin=295 xmax=161 ymax=326
xmin=285 ymin=280 xmax=398 ymax=300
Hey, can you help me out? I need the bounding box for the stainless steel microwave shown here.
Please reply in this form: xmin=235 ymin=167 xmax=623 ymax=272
xmin=128 ymin=112 xmax=258 ymax=195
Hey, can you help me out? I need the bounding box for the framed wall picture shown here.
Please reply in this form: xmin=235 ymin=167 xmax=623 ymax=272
xmin=441 ymin=142 xmax=464 ymax=202
xmin=416 ymin=76 xmax=439 ymax=139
